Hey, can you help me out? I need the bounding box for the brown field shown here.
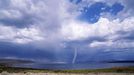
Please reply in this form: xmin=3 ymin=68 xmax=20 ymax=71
xmin=0 ymin=72 xmax=134 ymax=75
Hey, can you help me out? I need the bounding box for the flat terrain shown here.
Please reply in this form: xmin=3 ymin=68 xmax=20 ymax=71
xmin=0 ymin=64 xmax=134 ymax=75
xmin=0 ymin=72 xmax=134 ymax=75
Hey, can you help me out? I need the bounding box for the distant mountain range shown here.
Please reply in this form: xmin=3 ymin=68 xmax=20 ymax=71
xmin=0 ymin=58 xmax=134 ymax=70
xmin=102 ymin=60 xmax=134 ymax=63
xmin=0 ymin=58 xmax=134 ymax=65
xmin=0 ymin=58 xmax=34 ymax=67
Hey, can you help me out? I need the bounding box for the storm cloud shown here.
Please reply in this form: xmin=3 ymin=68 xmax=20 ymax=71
xmin=0 ymin=0 xmax=134 ymax=63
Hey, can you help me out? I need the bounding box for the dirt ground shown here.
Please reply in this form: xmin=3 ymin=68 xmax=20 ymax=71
xmin=0 ymin=72 xmax=134 ymax=75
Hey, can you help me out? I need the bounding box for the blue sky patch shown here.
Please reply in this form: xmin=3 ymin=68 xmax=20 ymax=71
xmin=78 ymin=2 xmax=124 ymax=23
xmin=110 ymin=3 xmax=124 ymax=15
xmin=70 ymin=0 xmax=82 ymax=4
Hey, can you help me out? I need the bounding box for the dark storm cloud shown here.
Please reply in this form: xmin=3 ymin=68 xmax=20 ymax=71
xmin=0 ymin=42 xmax=58 ymax=62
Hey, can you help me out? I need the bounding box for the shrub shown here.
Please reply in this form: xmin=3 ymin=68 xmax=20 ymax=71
xmin=1 ymin=71 xmax=9 ymax=75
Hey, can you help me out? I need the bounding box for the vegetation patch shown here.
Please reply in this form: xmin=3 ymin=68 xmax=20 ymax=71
xmin=0 ymin=65 xmax=134 ymax=73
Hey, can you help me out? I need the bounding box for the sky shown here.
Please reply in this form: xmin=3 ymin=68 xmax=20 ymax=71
xmin=0 ymin=0 xmax=134 ymax=63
